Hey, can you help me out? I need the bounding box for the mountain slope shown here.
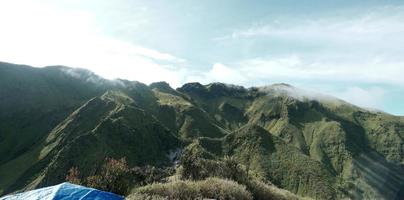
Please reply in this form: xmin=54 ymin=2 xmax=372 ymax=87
xmin=0 ymin=62 xmax=110 ymax=165
xmin=1 ymin=90 xmax=180 ymax=194
xmin=223 ymin=124 xmax=336 ymax=199
xmin=178 ymin=82 xmax=404 ymax=199
xmin=1 ymin=62 xmax=403 ymax=199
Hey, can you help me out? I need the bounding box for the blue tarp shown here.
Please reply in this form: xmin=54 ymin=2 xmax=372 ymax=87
xmin=0 ymin=182 xmax=124 ymax=200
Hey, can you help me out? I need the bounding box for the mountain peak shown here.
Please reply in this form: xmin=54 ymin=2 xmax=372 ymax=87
xmin=206 ymin=82 xmax=247 ymax=93
xmin=149 ymin=81 xmax=174 ymax=92
xmin=178 ymin=82 xmax=248 ymax=98
xmin=177 ymin=82 xmax=209 ymax=97
xmin=179 ymin=82 xmax=205 ymax=90
xmin=150 ymin=81 xmax=171 ymax=89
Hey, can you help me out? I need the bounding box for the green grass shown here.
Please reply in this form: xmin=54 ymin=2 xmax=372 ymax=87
xmin=0 ymin=145 xmax=42 ymax=194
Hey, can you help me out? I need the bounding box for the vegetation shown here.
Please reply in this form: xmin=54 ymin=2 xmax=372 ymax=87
xmin=66 ymin=157 xmax=131 ymax=195
xmin=131 ymin=178 xmax=252 ymax=200
xmin=1 ymin=62 xmax=404 ymax=199
xmin=65 ymin=167 xmax=82 ymax=185
xmin=65 ymin=157 xmax=177 ymax=196
xmin=127 ymin=141 xmax=305 ymax=200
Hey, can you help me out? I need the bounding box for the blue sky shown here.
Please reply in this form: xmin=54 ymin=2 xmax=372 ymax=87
xmin=0 ymin=0 xmax=403 ymax=115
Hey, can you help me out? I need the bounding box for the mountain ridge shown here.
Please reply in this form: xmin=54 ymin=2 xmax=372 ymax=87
xmin=0 ymin=61 xmax=403 ymax=199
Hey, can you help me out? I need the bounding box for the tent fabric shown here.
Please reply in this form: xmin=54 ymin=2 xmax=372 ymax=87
xmin=0 ymin=182 xmax=124 ymax=200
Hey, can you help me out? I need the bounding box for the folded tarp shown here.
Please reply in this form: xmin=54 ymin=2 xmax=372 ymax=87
xmin=0 ymin=182 xmax=123 ymax=200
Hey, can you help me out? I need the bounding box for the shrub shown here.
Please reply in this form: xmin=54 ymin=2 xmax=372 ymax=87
xmin=246 ymin=179 xmax=300 ymax=200
xmin=177 ymin=148 xmax=303 ymax=200
xmin=198 ymin=178 xmax=253 ymax=200
xmin=136 ymin=181 xmax=200 ymax=199
xmin=219 ymin=156 xmax=248 ymax=183
xmin=86 ymin=157 xmax=130 ymax=195
xmin=66 ymin=157 xmax=131 ymax=195
xmin=65 ymin=167 xmax=81 ymax=185
xmin=126 ymin=193 xmax=167 ymax=200
xmin=178 ymin=140 xmax=215 ymax=180
xmin=178 ymin=150 xmax=249 ymax=183
xmin=131 ymin=166 xmax=174 ymax=185
xmin=66 ymin=157 xmax=175 ymax=196
xmin=134 ymin=178 xmax=252 ymax=200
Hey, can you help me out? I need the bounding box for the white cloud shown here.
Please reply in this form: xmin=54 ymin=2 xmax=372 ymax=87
xmin=0 ymin=1 xmax=401 ymax=114
xmin=212 ymin=6 xmax=404 ymax=86
xmin=190 ymin=55 xmax=404 ymax=87
xmin=240 ymin=56 xmax=404 ymax=86
xmin=188 ymin=63 xmax=247 ymax=84
xmin=259 ymin=84 xmax=341 ymax=104
xmin=333 ymin=87 xmax=386 ymax=110
xmin=0 ymin=0 xmax=186 ymax=87
xmin=226 ymin=6 xmax=404 ymax=48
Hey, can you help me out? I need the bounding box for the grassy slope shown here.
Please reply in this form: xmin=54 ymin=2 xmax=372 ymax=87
xmin=0 ymin=62 xmax=111 ymax=194
xmin=0 ymin=62 xmax=109 ymax=163
xmin=177 ymin=83 xmax=404 ymax=199
xmin=128 ymin=177 xmax=307 ymax=200
xmin=223 ymin=124 xmax=336 ymax=199
xmin=3 ymin=91 xmax=180 ymax=194
xmin=1 ymin=63 xmax=403 ymax=199
xmin=152 ymin=86 xmax=227 ymax=139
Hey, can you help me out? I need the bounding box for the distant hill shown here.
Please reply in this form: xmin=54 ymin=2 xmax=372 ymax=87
xmin=0 ymin=61 xmax=403 ymax=199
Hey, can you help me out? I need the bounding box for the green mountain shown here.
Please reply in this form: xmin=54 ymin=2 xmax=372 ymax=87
xmin=0 ymin=62 xmax=403 ymax=199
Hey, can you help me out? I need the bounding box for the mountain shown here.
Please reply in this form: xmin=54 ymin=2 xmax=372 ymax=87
xmin=0 ymin=61 xmax=403 ymax=199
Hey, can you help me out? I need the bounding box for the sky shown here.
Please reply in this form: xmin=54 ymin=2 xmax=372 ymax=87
xmin=0 ymin=0 xmax=403 ymax=115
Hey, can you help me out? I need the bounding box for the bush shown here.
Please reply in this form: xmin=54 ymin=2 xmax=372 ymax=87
xmin=178 ymin=140 xmax=216 ymax=180
xmin=246 ymin=179 xmax=300 ymax=200
xmin=137 ymin=181 xmax=200 ymax=199
xmin=134 ymin=178 xmax=252 ymax=200
xmin=126 ymin=193 xmax=167 ymax=200
xmin=131 ymin=166 xmax=174 ymax=185
xmin=198 ymin=178 xmax=253 ymax=200
xmin=65 ymin=167 xmax=81 ymax=185
xmin=178 ymin=149 xmax=248 ymax=182
xmin=66 ymin=157 xmax=131 ymax=195
xmin=86 ymin=157 xmax=130 ymax=195
xmin=219 ymin=156 xmax=249 ymax=183
xmin=177 ymin=146 xmax=303 ymax=200
xmin=66 ymin=157 xmax=174 ymax=196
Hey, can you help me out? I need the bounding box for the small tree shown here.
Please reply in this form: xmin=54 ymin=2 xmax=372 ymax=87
xmin=241 ymin=141 xmax=259 ymax=178
xmin=132 ymin=166 xmax=174 ymax=185
xmin=222 ymin=156 xmax=245 ymax=181
xmin=66 ymin=157 xmax=131 ymax=195
xmin=65 ymin=167 xmax=82 ymax=185
xmin=86 ymin=175 xmax=105 ymax=190
xmin=86 ymin=157 xmax=130 ymax=195
xmin=66 ymin=157 xmax=175 ymax=195
xmin=179 ymin=141 xmax=210 ymax=180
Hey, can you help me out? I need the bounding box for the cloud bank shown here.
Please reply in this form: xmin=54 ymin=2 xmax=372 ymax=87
xmin=0 ymin=0 xmax=187 ymax=87
xmin=212 ymin=6 xmax=404 ymax=85
xmin=0 ymin=1 xmax=402 ymax=114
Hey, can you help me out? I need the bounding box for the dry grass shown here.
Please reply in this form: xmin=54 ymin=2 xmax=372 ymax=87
xmin=129 ymin=177 xmax=252 ymax=200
